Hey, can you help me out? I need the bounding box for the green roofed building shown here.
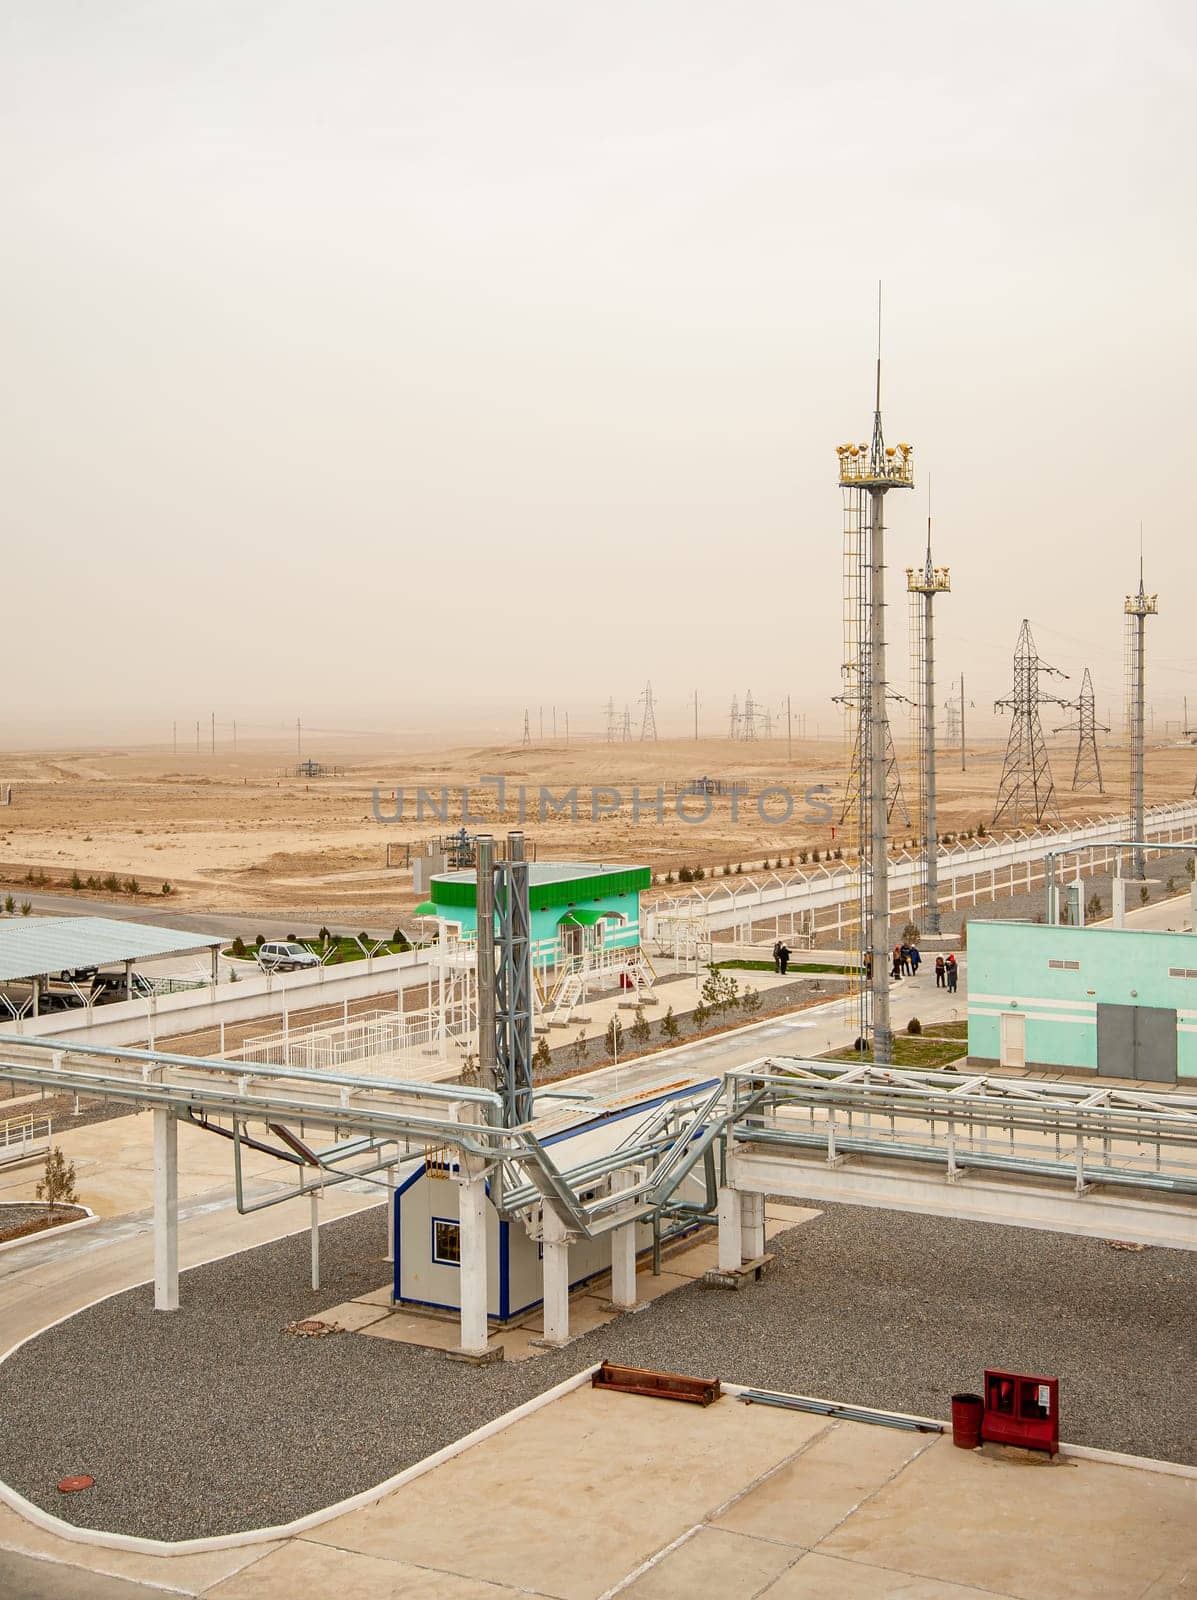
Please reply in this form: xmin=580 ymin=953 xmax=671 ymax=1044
xmin=419 ymin=861 xmax=650 ymax=965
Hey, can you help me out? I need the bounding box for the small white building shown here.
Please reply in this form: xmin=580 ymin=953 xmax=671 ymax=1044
xmin=393 ymin=1081 xmax=716 ymax=1323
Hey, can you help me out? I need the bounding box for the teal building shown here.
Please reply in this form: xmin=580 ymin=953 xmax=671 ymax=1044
xmin=417 ymin=862 xmax=649 ymax=965
xmin=968 ymin=919 xmax=1197 ymax=1083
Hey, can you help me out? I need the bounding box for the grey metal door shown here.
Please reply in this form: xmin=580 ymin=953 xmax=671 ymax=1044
xmin=1133 ymin=1006 xmax=1178 ymax=1083
xmin=1096 ymin=1004 xmax=1177 ymax=1083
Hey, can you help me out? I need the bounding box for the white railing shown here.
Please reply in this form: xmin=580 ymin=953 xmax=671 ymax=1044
xmin=0 ymin=1112 xmax=52 ymax=1163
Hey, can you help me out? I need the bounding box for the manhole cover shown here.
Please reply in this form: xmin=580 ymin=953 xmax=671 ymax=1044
xmin=57 ymin=1475 xmax=95 ymax=1493
xmin=284 ymin=1318 xmax=341 ymax=1338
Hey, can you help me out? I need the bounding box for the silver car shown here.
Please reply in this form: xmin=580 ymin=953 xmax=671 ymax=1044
xmin=256 ymin=940 xmax=320 ymax=973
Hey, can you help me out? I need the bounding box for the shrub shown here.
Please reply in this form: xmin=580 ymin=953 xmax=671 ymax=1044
xmin=798 ymin=850 xmax=808 ymax=864
xmin=1085 ymin=893 xmax=1103 ymax=920
xmin=2 ymin=895 xmax=12 ymax=913
xmin=358 ymin=931 xmax=371 ymax=945
xmin=678 ymin=866 xmax=693 ymax=884
xmin=907 ymin=1016 xmax=922 ymax=1035
xmin=102 ymin=873 xmax=121 ymax=893
xmin=902 ymin=922 xmax=921 ymax=946
xmin=660 ymin=1005 xmax=679 ymax=1041
xmin=287 ymin=932 xmax=299 ymax=943
xmin=533 ymin=1035 xmax=552 ymax=1074
xmin=319 ymin=926 xmax=332 ymax=944
xmin=741 ymin=986 xmax=762 ymax=1013
xmin=160 ymin=881 xmax=172 ymax=895
xmin=664 ymin=870 xmax=674 ymax=884
xmin=85 ymin=875 xmax=98 ymax=890
xmin=734 ymin=863 xmax=743 ymax=874
xmin=573 ymin=1029 xmax=588 ymax=1065
xmin=20 ymin=901 xmax=31 ymax=916
xmin=125 ymin=878 xmax=140 ymax=896
xmin=36 ymin=1146 xmax=78 ymax=1212
xmin=1140 ymin=885 xmax=1150 ymax=905
xmin=604 ymin=1015 xmax=624 ymax=1056
xmin=694 ymin=865 xmax=705 ymax=880
xmin=1188 ymin=857 xmax=1196 ymax=881
xmin=231 ymin=936 xmax=247 ymax=960
xmin=255 ymin=933 xmax=266 ymax=946
xmin=69 ymin=870 xmax=83 ymax=891
xmin=630 ymin=1005 xmax=650 ymax=1048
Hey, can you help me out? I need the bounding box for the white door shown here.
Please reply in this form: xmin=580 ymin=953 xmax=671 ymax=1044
xmin=999 ymin=1011 xmax=1026 ymax=1069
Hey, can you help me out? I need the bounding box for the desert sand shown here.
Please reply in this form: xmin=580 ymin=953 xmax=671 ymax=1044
xmin=0 ymin=734 xmax=1192 ymax=925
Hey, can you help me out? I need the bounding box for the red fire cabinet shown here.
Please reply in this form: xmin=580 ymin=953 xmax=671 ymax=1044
xmin=981 ymin=1369 xmax=1059 ymax=1455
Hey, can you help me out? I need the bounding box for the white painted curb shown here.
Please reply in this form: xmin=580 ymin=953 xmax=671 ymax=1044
xmin=0 ymin=1364 xmax=601 ymax=1558
xmin=0 ymin=1206 xmax=98 ymax=1255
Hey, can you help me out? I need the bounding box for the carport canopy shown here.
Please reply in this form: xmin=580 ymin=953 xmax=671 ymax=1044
xmin=0 ymin=916 xmax=224 ymax=984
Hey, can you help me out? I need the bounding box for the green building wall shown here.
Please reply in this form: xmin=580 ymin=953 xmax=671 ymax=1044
xmin=431 ymin=889 xmax=642 ymax=953
xmin=968 ymin=919 xmax=1197 ymax=1079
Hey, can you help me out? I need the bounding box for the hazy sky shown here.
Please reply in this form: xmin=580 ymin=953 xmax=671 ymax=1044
xmin=2 ymin=1 xmax=1194 ymax=746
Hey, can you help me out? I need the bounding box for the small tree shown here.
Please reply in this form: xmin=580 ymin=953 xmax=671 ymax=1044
xmin=1140 ymin=885 xmax=1150 ymax=906
xmin=660 ymin=1004 xmax=679 ymax=1041
xmin=36 ymin=1146 xmax=78 ymax=1213
xmin=664 ymin=870 xmax=675 ymax=885
xmin=3 ymin=895 xmax=12 ymax=914
xmin=160 ymin=881 xmax=173 ymax=895
xmin=533 ymin=1035 xmax=552 ymax=1075
xmin=572 ymin=1029 xmax=588 ymax=1066
xmin=630 ymin=1004 xmax=650 ymax=1048
xmin=605 ymin=1014 xmax=624 ymax=1059
xmin=741 ymin=985 xmax=762 ymax=1013
xmin=20 ymin=901 xmax=31 ymax=916
xmin=907 ymin=1016 xmax=922 ymax=1035
xmin=231 ymin=935 xmax=247 ymax=960
xmin=901 ymin=922 xmax=921 ymax=946
xmin=1086 ymin=893 xmax=1103 ymax=920
xmin=125 ymin=878 xmax=140 ymax=895
xmin=69 ymin=870 xmax=83 ymax=891
xmin=1187 ymin=856 xmax=1195 ymax=882
xmin=678 ymin=865 xmax=693 ymax=883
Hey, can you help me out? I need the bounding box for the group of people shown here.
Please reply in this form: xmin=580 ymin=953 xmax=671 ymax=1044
xmin=889 ymin=942 xmax=921 ymax=978
xmin=881 ymin=943 xmax=958 ymax=991
xmin=771 ymin=940 xmax=792 ymax=975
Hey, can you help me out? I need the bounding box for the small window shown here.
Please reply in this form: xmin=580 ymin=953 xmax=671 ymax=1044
xmin=1168 ymin=967 xmax=1197 ymax=980
xmin=431 ymin=1218 xmax=461 ymax=1266
xmin=1048 ymin=959 xmax=1080 ymax=971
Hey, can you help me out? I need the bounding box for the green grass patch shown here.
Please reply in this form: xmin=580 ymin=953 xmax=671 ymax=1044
xmin=222 ymin=937 xmax=412 ymax=965
xmin=820 ymin=1035 xmax=967 ymax=1069
xmin=921 ymin=1019 xmax=969 ymax=1040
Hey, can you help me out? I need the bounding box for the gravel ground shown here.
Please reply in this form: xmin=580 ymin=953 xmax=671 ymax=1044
xmin=0 ymin=1202 xmax=86 ymax=1237
xmin=1 ymin=1199 xmax=1193 ymax=1540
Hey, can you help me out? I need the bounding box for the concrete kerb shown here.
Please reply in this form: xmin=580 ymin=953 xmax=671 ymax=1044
xmin=0 ymin=1205 xmax=98 ymax=1256
xmin=0 ymin=1364 xmax=602 ymax=1560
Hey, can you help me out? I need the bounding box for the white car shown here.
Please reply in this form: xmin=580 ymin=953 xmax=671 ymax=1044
xmin=256 ymin=940 xmax=321 ymax=973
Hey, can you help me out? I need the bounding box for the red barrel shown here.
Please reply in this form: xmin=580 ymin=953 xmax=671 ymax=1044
xmin=951 ymin=1393 xmax=984 ymax=1450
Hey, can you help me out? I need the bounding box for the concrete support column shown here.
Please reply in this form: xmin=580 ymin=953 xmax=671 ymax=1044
xmin=385 ymin=1164 xmax=397 ymax=1264
xmin=310 ymin=1188 xmax=321 ymax=1290
xmin=1112 ymin=876 xmax=1126 ymax=929
xmin=541 ymin=1208 xmax=571 ymax=1346
xmin=740 ymin=1190 xmax=765 ymax=1263
xmin=717 ymin=1184 xmax=743 ymax=1271
xmin=458 ymin=1168 xmax=489 ymax=1356
xmin=153 ymin=1107 xmax=179 ymax=1312
xmin=608 ymin=1171 xmax=638 ymax=1309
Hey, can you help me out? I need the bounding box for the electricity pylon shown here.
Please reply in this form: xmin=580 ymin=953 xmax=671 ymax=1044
xmin=522 ymin=710 xmax=531 ymax=747
xmin=1124 ymin=560 xmax=1157 ymax=878
xmin=992 ymin=620 xmax=1069 ymax=827
xmin=639 ymin=680 xmax=658 ymax=740
xmin=1054 ymin=667 xmax=1107 ymax=793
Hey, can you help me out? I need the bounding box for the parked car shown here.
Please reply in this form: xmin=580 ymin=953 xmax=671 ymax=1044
xmin=256 ymin=940 xmax=321 ymax=973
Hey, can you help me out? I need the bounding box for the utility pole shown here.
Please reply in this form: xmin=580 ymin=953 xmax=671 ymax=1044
xmin=960 ymin=672 xmax=966 ymax=772
xmin=1125 ymin=554 xmax=1158 ymax=879
xmin=906 ymin=505 xmax=950 ymax=935
xmin=834 ymin=287 xmax=913 ymax=1064
xmin=786 ymin=695 xmax=793 ymax=762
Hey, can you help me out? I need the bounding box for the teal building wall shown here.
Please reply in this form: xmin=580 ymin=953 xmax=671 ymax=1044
xmin=968 ymin=919 xmax=1197 ymax=1079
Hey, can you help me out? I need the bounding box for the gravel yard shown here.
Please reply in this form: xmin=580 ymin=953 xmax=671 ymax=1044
xmin=0 ymin=1199 xmax=1192 ymax=1541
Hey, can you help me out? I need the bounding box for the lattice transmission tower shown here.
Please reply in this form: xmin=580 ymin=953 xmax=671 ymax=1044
xmin=728 ymin=696 xmax=739 ymax=740
xmin=1124 ymin=559 xmax=1157 ymax=878
xmin=621 ymin=705 xmax=632 ymax=741
xmin=522 ymin=709 xmax=531 ymax=747
xmin=906 ymin=515 xmax=950 ymax=934
xmin=639 ymin=680 xmax=658 ymax=740
xmin=1053 ymin=667 xmax=1107 ymax=793
xmin=834 ymin=305 xmax=914 ymax=1065
xmin=742 ymin=689 xmax=758 ymax=741
xmin=992 ymin=620 xmax=1070 ymax=827
xmin=604 ymin=698 xmax=617 ymax=744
